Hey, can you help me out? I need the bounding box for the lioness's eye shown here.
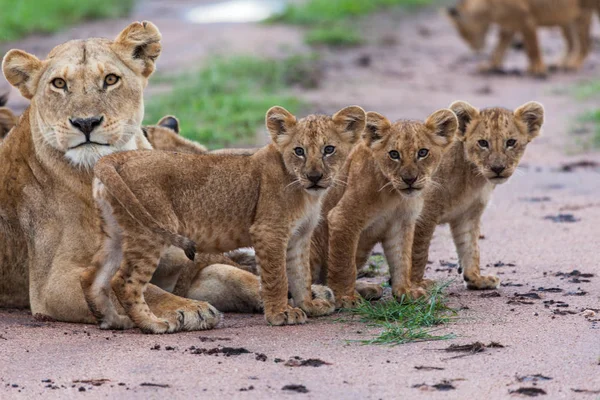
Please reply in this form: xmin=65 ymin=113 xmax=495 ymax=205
xmin=389 ymin=150 xmax=400 ymax=160
xmin=52 ymin=78 xmax=67 ymax=90
xmin=324 ymin=145 xmax=335 ymax=155
xmin=478 ymin=140 xmax=489 ymax=148
xmin=104 ymin=74 xmax=120 ymax=87
xmin=417 ymin=148 xmax=429 ymax=158
xmin=506 ymin=139 xmax=516 ymax=147
xmin=294 ymin=147 xmax=305 ymax=157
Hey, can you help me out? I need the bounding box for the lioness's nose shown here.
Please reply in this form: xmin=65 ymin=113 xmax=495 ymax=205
xmin=307 ymin=172 xmax=323 ymax=184
xmin=69 ymin=116 xmax=104 ymax=138
xmin=491 ymin=166 xmax=505 ymax=175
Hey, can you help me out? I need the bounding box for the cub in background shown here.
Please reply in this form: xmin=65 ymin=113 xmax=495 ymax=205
xmin=411 ymin=101 xmax=544 ymax=290
xmin=310 ymin=109 xmax=458 ymax=308
xmin=86 ymin=106 xmax=364 ymax=333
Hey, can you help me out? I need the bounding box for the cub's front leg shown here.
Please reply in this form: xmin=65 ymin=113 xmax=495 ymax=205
xmin=450 ymin=210 xmax=499 ymax=290
xmin=251 ymin=224 xmax=306 ymax=326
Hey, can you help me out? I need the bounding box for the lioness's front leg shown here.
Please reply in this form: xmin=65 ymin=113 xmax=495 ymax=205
xmin=385 ymin=218 xmax=426 ymax=301
xmin=479 ymin=29 xmax=514 ymax=73
xmin=521 ymin=18 xmax=546 ymax=77
xmin=450 ymin=210 xmax=499 ymax=290
xmin=251 ymin=224 xmax=306 ymax=326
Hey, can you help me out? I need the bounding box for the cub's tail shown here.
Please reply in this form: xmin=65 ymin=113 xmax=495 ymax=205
xmin=93 ymin=156 xmax=196 ymax=260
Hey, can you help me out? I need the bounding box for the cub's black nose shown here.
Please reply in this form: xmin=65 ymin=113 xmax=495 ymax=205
xmin=69 ymin=116 xmax=104 ymax=138
xmin=402 ymin=176 xmax=417 ymax=186
xmin=307 ymin=172 xmax=323 ymax=184
xmin=491 ymin=166 xmax=505 ymax=175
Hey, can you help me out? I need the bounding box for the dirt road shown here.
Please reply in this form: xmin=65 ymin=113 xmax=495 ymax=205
xmin=1 ymin=2 xmax=599 ymax=399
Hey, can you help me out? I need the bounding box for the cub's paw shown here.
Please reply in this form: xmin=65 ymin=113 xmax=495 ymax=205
xmin=142 ymin=300 xmax=221 ymax=334
xmin=311 ymin=284 xmax=335 ymax=303
xmin=355 ymin=282 xmax=383 ymax=301
xmin=415 ymin=279 xmax=436 ymax=290
xmin=335 ymin=294 xmax=361 ymax=310
xmin=300 ymin=298 xmax=335 ymax=317
xmin=99 ymin=314 xmax=135 ymax=331
xmin=392 ymin=285 xmax=427 ymax=301
xmin=464 ymin=274 xmax=500 ymax=290
xmin=265 ymin=306 xmax=307 ymax=326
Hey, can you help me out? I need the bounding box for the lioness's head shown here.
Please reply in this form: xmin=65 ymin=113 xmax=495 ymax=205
xmin=446 ymin=2 xmax=490 ymax=52
xmin=143 ymin=115 xmax=207 ymax=154
xmin=450 ymin=101 xmax=544 ymax=184
xmin=364 ymin=109 xmax=457 ymax=197
xmin=2 ymin=21 xmax=161 ymax=168
xmin=266 ymin=106 xmax=364 ymax=195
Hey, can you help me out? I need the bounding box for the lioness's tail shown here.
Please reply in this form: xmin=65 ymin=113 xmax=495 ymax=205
xmin=93 ymin=156 xmax=197 ymax=260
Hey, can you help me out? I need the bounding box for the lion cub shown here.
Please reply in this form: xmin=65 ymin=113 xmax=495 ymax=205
xmin=411 ymin=101 xmax=544 ymax=290
xmin=0 ymin=93 xmax=17 ymax=140
xmin=447 ymin=0 xmax=586 ymax=75
xmin=310 ymin=109 xmax=458 ymax=308
xmin=87 ymin=106 xmax=364 ymax=333
xmin=143 ymin=115 xmax=207 ymax=154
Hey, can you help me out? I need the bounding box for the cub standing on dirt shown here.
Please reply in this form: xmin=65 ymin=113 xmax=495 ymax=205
xmin=411 ymin=101 xmax=544 ymax=290
xmin=447 ymin=0 xmax=588 ymax=76
xmin=310 ymin=109 xmax=458 ymax=308
xmin=86 ymin=106 xmax=365 ymax=333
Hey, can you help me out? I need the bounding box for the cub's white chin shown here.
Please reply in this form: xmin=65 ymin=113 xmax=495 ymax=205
xmin=65 ymin=137 xmax=138 ymax=169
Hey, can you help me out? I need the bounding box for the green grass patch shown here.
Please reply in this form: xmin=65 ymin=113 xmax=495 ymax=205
xmin=0 ymin=0 xmax=134 ymax=42
xmin=573 ymin=80 xmax=600 ymax=100
xmin=271 ymin=0 xmax=434 ymax=47
xmin=578 ymin=110 xmax=600 ymax=148
xmin=349 ymin=282 xmax=456 ymax=345
xmin=145 ymin=55 xmax=317 ymax=148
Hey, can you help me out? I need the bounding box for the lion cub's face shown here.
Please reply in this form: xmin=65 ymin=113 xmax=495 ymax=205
xmin=451 ymin=101 xmax=544 ymax=184
xmin=446 ymin=3 xmax=490 ymax=51
xmin=266 ymin=106 xmax=365 ymax=195
xmin=2 ymin=21 xmax=162 ymax=168
xmin=364 ymin=110 xmax=458 ymax=197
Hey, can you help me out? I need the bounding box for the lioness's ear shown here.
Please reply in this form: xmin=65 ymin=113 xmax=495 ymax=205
xmin=514 ymin=101 xmax=544 ymax=139
xmin=266 ymin=106 xmax=297 ymax=146
xmin=364 ymin=112 xmax=392 ymax=148
xmin=157 ymin=115 xmax=180 ymax=134
xmin=425 ymin=109 xmax=458 ymax=147
xmin=2 ymin=50 xmax=43 ymax=99
xmin=449 ymin=100 xmax=479 ymax=137
xmin=112 ymin=21 xmax=162 ymax=78
xmin=332 ymin=105 xmax=365 ymax=144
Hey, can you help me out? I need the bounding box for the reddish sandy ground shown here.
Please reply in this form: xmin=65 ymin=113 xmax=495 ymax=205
xmin=1 ymin=2 xmax=599 ymax=399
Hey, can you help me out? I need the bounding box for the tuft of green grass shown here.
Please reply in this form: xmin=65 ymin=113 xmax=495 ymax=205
xmin=0 ymin=0 xmax=134 ymax=42
xmin=145 ymin=56 xmax=317 ymax=148
xmin=573 ymin=80 xmax=600 ymax=100
xmin=305 ymin=25 xmax=363 ymax=47
xmin=349 ymin=282 xmax=456 ymax=345
xmin=578 ymin=110 xmax=600 ymax=148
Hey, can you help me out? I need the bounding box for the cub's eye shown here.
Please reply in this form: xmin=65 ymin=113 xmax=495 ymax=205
xmin=417 ymin=148 xmax=429 ymax=158
xmin=323 ymin=145 xmax=336 ymax=155
xmin=104 ymin=74 xmax=120 ymax=87
xmin=294 ymin=147 xmax=305 ymax=157
xmin=506 ymin=139 xmax=516 ymax=147
xmin=52 ymin=78 xmax=67 ymax=89
xmin=389 ymin=150 xmax=400 ymax=160
xmin=478 ymin=140 xmax=489 ymax=149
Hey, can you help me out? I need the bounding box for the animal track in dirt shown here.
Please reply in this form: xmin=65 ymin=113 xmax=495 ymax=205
xmin=564 ymin=290 xmax=587 ymax=296
xmin=516 ymin=374 xmax=552 ymax=383
xmin=282 ymin=384 xmax=309 ymax=393
xmin=284 ymin=358 xmax=331 ymax=367
xmin=414 ymin=366 xmax=445 ymax=371
xmin=255 ymin=353 xmax=267 ymax=362
xmin=509 ymin=387 xmax=547 ymax=396
xmin=555 ymin=270 xmax=594 ymax=283
xmin=559 ymin=160 xmax=599 ymax=172
xmin=535 ymin=287 xmax=562 ymax=293
xmin=412 ymin=380 xmax=456 ymax=391
xmin=441 ymin=342 xmax=504 ymax=360
xmin=187 ymin=346 xmax=251 ymax=356
xmin=487 ymin=261 xmax=516 ymax=268
xmin=571 ymin=388 xmax=600 ymax=394
xmin=544 ymin=214 xmax=580 ymax=223
xmin=480 ymin=291 xmax=501 ymax=298
xmin=198 ymin=336 xmax=232 ymax=342
xmin=519 ymin=196 xmax=552 ymax=203
xmin=140 ymin=382 xmax=170 ymax=388
xmin=73 ymin=379 xmax=110 ymax=386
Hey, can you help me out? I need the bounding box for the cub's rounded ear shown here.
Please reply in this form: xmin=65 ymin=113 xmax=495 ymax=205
xmin=446 ymin=7 xmax=460 ymax=18
xmin=449 ymin=100 xmax=479 ymax=137
xmin=425 ymin=109 xmax=458 ymax=147
xmin=112 ymin=21 xmax=162 ymax=78
xmin=157 ymin=115 xmax=180 ymax=134
xmin=2 ymin=50 xmax=43 ymax=99
xmin=514 ymin=101 xmax=544 ymax=139
xmin=0 ymin=108 xmax=18 ymax=138
xmin=364 ymin=111 xmax=391 ymax=148
xmin=266 ymin=106 xmax=297 ymax=146
xmin=332 ymin=105 xmax=366 ymax=144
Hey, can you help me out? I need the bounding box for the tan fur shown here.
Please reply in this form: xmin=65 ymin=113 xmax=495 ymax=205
xmin=310 ymin=110 xmax=458 ymax=308
xmin=143 ymin=115 xmax=207 ymax=154
xmin=0 ymin=93 xmax=17 ymax=140
xmin=447 ymin=0 xmax=590 ymax=76
xmin=86 ymin=106 xmax=364 ymax=333
xmin=411 ymin=101 xmax=544 ymax=290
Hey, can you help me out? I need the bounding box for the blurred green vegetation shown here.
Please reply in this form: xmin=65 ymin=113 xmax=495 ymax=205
xmin=145 ymin=55 xmax=321 ymax=149
xmin=0 ymin=0 xmax=134 ymax=42
xmin=572 ymin=80 xmax=600 ymax=148
xmin=272 ymin=0 xmax=433 ymax=46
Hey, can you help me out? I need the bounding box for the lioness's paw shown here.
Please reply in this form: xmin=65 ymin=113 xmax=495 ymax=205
xmin=335 ymin=294 xmax=360 ymax=309
xmin=392 ymin=285 xmax=427 ymax=301
xmin=99 ymin=314 xmax=135 ymax=330
xmin=464 ymin=274 xmax=500 ymax=290
xmin=300 ymin=298 xmax=335 ymax=317
xmin=142 ymin=301 xmax=221 ymax=334
xmin=266 ymin=306 xmax=307 ymax=326
xmin=355 ymin=282 xmax=383 ymax=301
xmin=416 ymin=279 xmax=436 ymax=290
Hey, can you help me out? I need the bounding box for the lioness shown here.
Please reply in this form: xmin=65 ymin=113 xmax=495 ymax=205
xmin=87 ymin=106 xmax=364 ymax=332
xmin=447 ymin=0 xmax=587 ymax=76
xmin=411 ymin=101 xmax=544 ymax=289
xmin=0 ymin=21 xmax=255 ymax=324
xmin=310 ymin=109 xmax=458 ymax=308
xmin=0 ymin=92 xmax=17 ymax=139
